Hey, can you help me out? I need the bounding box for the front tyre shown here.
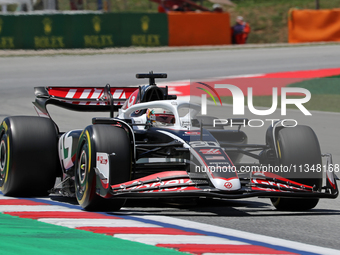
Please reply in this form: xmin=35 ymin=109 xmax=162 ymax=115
xmin=0 ymin=116 xmax=59 ymax=196
xmin=75 ymin=125 xmax=131 ymax=211
xmin=270 ymin=125 xmax=322 ymax=211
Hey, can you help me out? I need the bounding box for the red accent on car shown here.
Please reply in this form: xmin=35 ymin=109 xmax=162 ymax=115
xmin=47 ymin=87 xmax=137 ymax=106
xmin=200 ymin=149 xmax=221 ymax=154
xmin=224 ymin=182 xmax=233 ymax=189
xmin=110 ymin=171 xmax=189 ymax=189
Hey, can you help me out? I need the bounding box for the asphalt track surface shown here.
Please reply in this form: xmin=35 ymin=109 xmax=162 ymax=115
xmin=0 ymin=44 xmax=340 ymax=251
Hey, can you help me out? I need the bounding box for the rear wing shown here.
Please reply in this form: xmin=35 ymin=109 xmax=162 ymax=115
xmin=33 ymin=71 xmax=174 ymax=119
xmin=33 ymin=84 xmax=138 ymax=118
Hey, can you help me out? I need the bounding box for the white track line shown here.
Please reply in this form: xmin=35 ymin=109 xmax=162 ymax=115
xmin=38 ymin=218 xmax=162 ymax=228
xmin=114 ymin=234 xmax=249 ymax=246
xmin=0 ymin=196 xmax=17 ymax=199
xmin=135 ymin=215 xmax=340 ymax=255
xmin=0 ymin=205 xmax=80 ymax=212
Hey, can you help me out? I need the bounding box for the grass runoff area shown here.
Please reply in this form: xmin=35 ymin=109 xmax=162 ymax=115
xmin=0 ymin=213 xmax=183 ymax=255
xmin=220 ymin=76 xmax=340 ymax=113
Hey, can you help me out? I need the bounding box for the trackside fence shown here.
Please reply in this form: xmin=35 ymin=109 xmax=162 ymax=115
xmin=0 ymin=13 xmax=168 ymax=49
xmin=0 ymin=12 xmax=231 ymax=49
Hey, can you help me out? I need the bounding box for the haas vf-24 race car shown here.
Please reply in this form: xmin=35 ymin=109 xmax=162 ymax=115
xmin=0 ymin=72 xmax=338 ymax=211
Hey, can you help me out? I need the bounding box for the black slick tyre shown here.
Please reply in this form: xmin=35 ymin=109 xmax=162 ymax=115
xmin=0 ymin=116 xmax=59 ymax=196
xmin=75 ymin=125 xmax=131 ymax=211
xmin=270 ymin=125 xmax=322 ymax=211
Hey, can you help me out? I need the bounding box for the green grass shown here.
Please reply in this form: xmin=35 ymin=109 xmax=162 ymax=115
xmin=219 ymin=75 xmax=340 ymax=113
xmin=287 ymin=75 xmax=340 ymax=94
xmin=0 ymin=213 xmax=185 ymax=255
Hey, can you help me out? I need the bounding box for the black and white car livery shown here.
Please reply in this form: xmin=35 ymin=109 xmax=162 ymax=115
xmin=0 ymin=72 xmax=338 ymax=211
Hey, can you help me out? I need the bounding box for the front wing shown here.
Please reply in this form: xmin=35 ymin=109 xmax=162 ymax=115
xmin=94 ymin=154 xmax=338 ymax=200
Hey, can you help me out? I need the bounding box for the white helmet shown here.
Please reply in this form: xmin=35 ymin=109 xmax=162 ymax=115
xmin=146 ymin=108 xmax=175 ymax=126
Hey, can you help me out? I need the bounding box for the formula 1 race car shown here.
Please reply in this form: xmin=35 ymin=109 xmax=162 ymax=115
xmin=0 ymin=72 xmax=338 ymax=211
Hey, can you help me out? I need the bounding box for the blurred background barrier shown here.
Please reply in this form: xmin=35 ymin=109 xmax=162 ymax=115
xmin=168 ymin=12 xmax=231 ymax=46
xmin=0 ymin=11 xmax=233 ymax=49
xmin=288 ymin=9 xmax=340 ymax=43
xmin=0 ymin=13 xmax=169 ymax=49
xmin=0 ymin=0 xmax=32 ymax=13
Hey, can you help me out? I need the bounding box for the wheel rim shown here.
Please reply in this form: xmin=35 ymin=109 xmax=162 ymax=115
xmin=77 ymin=150 xmax=87 ymax=193
xmin=0 ymin=140 xmax=6 ymax=178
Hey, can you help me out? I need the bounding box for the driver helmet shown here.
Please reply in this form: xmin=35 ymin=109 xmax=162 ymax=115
xmin=146 ymin=108 xmax=175 ymax=126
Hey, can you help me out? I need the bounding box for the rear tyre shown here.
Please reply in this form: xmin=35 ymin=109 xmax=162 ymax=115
xmin=0 ymin=116 xmax=59 ymax=196
xmin=75 ymin=125 xmax=131 ymax=211
xmin=270 ymin=126 xmax=322 ymax=211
